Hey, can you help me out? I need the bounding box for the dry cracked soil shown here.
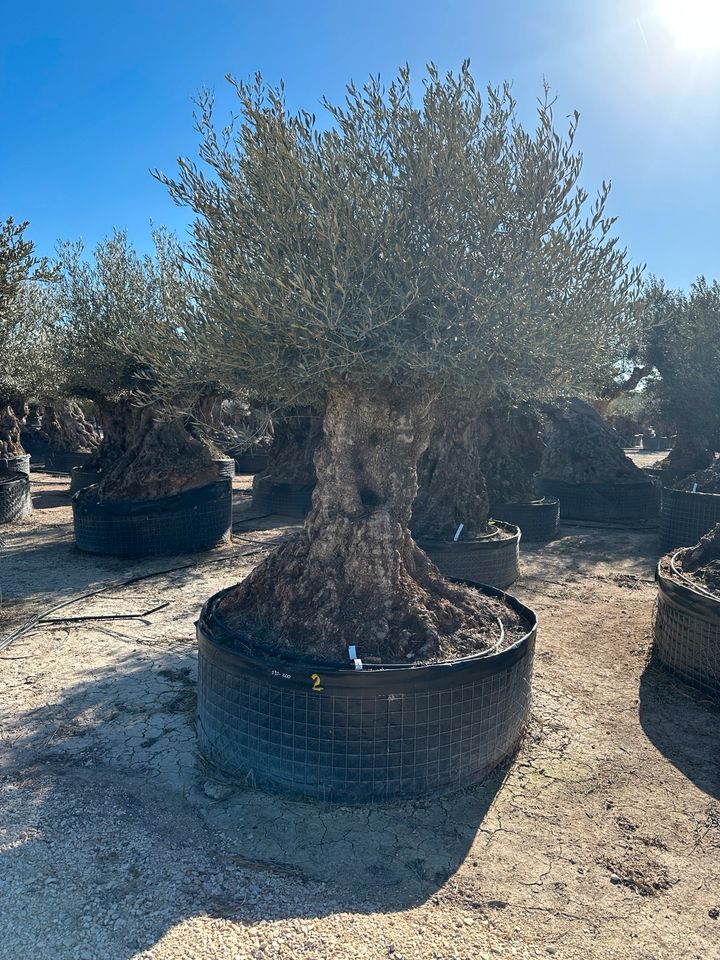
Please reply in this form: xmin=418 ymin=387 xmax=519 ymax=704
xmin=0 ymin=460 xmax=718 ymax=960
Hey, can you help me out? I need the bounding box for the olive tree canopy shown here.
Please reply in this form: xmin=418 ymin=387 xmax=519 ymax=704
xmin=157 ymin=64 xmax=640 ymax=409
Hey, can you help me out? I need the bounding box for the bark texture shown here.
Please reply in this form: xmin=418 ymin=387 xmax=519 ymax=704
xmin=0 ymin=402 xmax=25 ymax=457
xmin=478 ymin=404 xmax=545 ymax=505
xmin=251 ymin=408 xmax=323 ymax=492
xmin=85 ymin=397 xmax=143 ymax=473
xmin=94 ymin=410 xmax=221 ymax=502
xmin=539 ymin=398 xmax=643 ymax=484
xmin=658 ymin=436 xmax=715 ymax=480
xmin=219 ymin=382 xmax=521 ymax=662
xmin=43 ymin=400 xmax=101 ymax=454
xmin=679 ymin=523 xmax=720 ymax=594
xmin=413 ymin=400 xmax=489 ymax=540
xmin=673 ymin=458 xmax=720 ymax=494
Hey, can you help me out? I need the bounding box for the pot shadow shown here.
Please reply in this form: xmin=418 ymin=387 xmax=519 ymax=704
xmin=638 ymin=658 xmax=719 ymax=800
xmin=1 ymin=648 xmax=506 ymax=959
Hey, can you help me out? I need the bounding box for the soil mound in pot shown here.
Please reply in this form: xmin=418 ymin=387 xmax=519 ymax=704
xmin=676 ymin=524 xmax=720 ymax=596
xmin=674 ymin=461 xmax=720 ymax=495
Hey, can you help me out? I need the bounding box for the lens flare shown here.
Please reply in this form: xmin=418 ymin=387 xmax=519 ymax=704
xmin=658 ymin=0 xmax=720 ymax=51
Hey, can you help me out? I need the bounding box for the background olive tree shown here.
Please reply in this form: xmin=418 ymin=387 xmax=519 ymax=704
xmin=49 ymin=229 xmax=225 ymax=498
xmin=642 ymin=278 xmax=720 ymax=476
xmin=155 ymin=64 xmax=641 ymax=660
xmin=0 ymin=217 xmax=56 ymax=458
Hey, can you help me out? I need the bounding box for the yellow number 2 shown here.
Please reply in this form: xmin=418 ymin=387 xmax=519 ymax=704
xmin=311 ymin=673 xmax=323 ymax=692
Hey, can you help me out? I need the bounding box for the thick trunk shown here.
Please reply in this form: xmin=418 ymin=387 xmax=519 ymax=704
xmin=251 ymin=408 xmax=322 ymax=491
xmin=85 ymin=397 xmax=143 ymax=473
xmin=0 ymin=402 xmax=25 ymax=458
xmin=413 ymin=400 xmax=490 ymax=540
xmin=595 ymin=365 xmax=654 ymax=418
xmin=477 ymin=404 xmax=545 ymax=505
xmin=658 ymin=435 xmax=714 ymax=478
xmin=540 ymin=398 xmax=643 ymax=484
xmin=43 ymin=400 xmax=101 ymax=454
xmin=94 ymin=409 xmax=221 ymax=501
xmin=219 ymin=382 xmax=521 ymax=662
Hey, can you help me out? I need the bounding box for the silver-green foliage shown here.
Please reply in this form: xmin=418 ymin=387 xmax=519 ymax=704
xmin=157 ymin=63 xmax=641 ymax=406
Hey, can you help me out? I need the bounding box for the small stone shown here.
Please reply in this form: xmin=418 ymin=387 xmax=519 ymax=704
xmin=610 ymin=873 xmax=622 ymax=885
xmin=709 ymin=908 xmax=719 ymax=920
xmin=203 ymin=780 xmax=233 ymax=801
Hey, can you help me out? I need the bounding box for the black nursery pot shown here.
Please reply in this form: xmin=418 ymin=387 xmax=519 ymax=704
xmin=251 ymin=477 xmax=315 ymax=518
xmin=0 ymin=474 xmax=32 ymax=523
xmin=234 ymin=452 xmax=270 ymax=475
xmin=0 ymin=454 xmax=31 ymax=476
xmin=653 ymin=557 xmax=720 ymax=699
xmin=196 ymin=582 xmax=538 ymax=803
xmin=73 ymin=479 xmax=232 ymax=557
xmin=535 ymin=477 xmax=658 ymax=523
xmin=659 ymin=488 xmax=720 ymax=553
xmin=69 ymin=466 xmax=102 ymax=495
xmin=491 ymin=498 xmax=560 ymax=543
xmin=417 ymin=521 xmax=521 ymax=590
xmin=46 ymin=449 xmax=92 ymax=474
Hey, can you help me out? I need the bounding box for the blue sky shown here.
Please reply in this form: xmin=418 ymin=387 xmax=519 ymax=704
xmin=2 ymin=0 xmax=719 ymax=288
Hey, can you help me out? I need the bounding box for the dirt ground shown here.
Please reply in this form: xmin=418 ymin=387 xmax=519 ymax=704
xmin=1 ymin=465 xmax=718 ymax=960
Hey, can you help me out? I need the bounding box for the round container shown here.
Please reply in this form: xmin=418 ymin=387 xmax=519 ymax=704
xmin=0 ymin=474 xmax=32 ymax=523
xmin=535 ymin=477 xmax=658 ymax=523
xmin=196 ymin=582 xmax=537 ymax=802
xmin=653 ymin=556 xmax=720 ymax=700
xmin=234 ymin=452 xmax=270 ymax=475
xmin=491 ymin=498 xmax=560 ymax=543
xmin=659 ymin=488 xmax=720 ymax=553
xmin=0 ymin=454 xmax=31 ymax=476
xmin=418 ymin=521 xmax=521 ymax=590
xmin=251 ymin=479 xmax=315 ymax=518
xmin=73 ymin=479 xmax=232 ymax=557
xmin=45 ymin=450 xmax=92 ymax=474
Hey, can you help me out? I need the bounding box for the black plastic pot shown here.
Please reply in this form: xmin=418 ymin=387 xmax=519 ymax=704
xmin=535 ymin=477 xmax=658 ymax=523
xmin=0 ymin=475 xmax=32 ymax=523
xmin=491 ymin=499 xmax=560 ymax=543
xmin=659 ymin=488 xmax=720 ymax=552
xmin=418 ymin=521 xmax=521 ymax=590
xmin=45 ymin=450 xmax=92 ymax=474
xmin=653 ymin=557 xmax=720 ymax=699
xmin=642 ymin=436 xmax=670 ymax=452
xmin=73 ymin=479 xmax=232 ymax=557
xmin=251 ymin=478 xmax=315 ymax=518
xmin=196 ymin=582 xmax=537 ymax=802
xmin=234 ymin=452 xmax=270 ymax=475
xmin=0 ymin=454 xmax=31 ymax=476
xmin=69 ymin=466 xmax=102 ymax=495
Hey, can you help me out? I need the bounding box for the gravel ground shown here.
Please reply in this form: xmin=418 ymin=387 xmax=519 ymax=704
xmin=1 ymin=467 xmax=719 ymax=960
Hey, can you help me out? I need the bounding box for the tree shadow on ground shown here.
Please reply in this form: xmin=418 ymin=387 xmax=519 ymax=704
xmin=638 ymin=658 xmax=719 ymax=800
xmin=521 ymin=525 xmax=659 ymax=582
xmin=1 ymin=645 xmax=506 ymax=960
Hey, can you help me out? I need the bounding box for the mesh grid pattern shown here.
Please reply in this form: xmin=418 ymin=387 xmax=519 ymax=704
xmin=197 ymin=638 xmax=534 ymax=802
xmin=252 ymin=481 xmax=314 ymax=518
xmin=0 ymin=476 xmax=32 ymax=523
xmin=536 ymin=478 xmax=658 ymax=522
xmin=46 ymin=450 xmax=91 ymax=473
xmin=491 ymin=500 xmax=560 ymax=542
xmin=69 ymin=467 xmax=101 ymax=495
xmin=0 ymin=454 xmax=31 ymax=476
xmin=659 ymin=489 xmax=720 ymax=553
xmin=234 ymin=453 xmax=269 ymax=475
xmin=421 ymin=532 xmax=520 ymax=590
xmin=73 ymin=484 xmax=232 ymax=557
xmin=214 ymin=458 xmax=236 ymax=479
xmin=653 ymin=587 xmax=720 ymax=700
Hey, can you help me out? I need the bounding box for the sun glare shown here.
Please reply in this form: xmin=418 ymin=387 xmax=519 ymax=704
xmin=658 ymin=0 xmax=720 ymax=51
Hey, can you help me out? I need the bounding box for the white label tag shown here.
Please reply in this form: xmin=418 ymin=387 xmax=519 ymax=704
xmin=454 ymin=523 xmax=464 ymax=542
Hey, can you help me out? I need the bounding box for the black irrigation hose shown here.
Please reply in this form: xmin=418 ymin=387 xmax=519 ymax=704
xmin=0 ymin=542 xmax=272 ymax=656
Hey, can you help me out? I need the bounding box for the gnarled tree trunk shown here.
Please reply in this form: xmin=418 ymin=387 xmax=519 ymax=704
xmin=539 ymin=398 xmax=644 ymax=484
xmin=251 ymin=407 xmax=323 ymax=493
xmin=94 ymin=408 xmax=221 ymax=501
xmin=219 ymin=381 xmax=519 ymax=662
xmin=85 ymin=397 xmax=143 ymax=473
xmin=412 ymin=399 xmax=490 ymax=540
xmin=477 ymin=404 xmax=545 ymax=506
xmin=43 ymin=400 xmax=101 ymax=454
xmin=657 ymin=434 xmax=714 ymax=480
xmin=0 ymin=399 xmax=25 ymax=457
